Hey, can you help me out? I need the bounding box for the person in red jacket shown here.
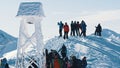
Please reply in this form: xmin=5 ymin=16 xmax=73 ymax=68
xmin=63 ymin=22 xmax=69 ymax=39
xmin=54 ymin=54 xmax=61 ymax=68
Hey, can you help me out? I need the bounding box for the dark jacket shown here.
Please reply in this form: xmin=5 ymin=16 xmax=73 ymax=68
xmin=81 ymin=60 xmax=87 ymax=68
xmin=96 ymin=24 xmax=102 ymax=32
xmin=5 ymin=63 xmax=9 ymax=68
xmin=81 ymin=20 xmax=87 ymax=31
xmin=58 ymin=22 xmax=64 ymax=29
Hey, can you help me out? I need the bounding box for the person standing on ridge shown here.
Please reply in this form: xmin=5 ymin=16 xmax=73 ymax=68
xmin=58 ymin=21 xmax=64 ymax=37
xmin=70 ymin=21 xmax=75 ymax=36
xmin=63 ymin=22 xmax=69 ymax=39
xmin=80 ymin=20 xmax=87 ymax=37
xmin=74 ymin=21 xmax=77 ymax=36
xmin=76 ymin=21 xmax=80 ymax=36
xmin=95 ymin=23 xmax=102 ymax=36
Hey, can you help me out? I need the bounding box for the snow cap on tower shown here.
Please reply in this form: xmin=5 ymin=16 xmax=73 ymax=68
xmin=16 ymin=2 xmax=44 ymax=17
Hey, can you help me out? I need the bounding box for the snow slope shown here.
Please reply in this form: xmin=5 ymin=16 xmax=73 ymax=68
xmin=44 ymin=29 xmax=120 ymax=68
xmin=1 ymin=29 xmax=120 ymax=68
xmin=0 ymin=30 xmax=17 ymax=57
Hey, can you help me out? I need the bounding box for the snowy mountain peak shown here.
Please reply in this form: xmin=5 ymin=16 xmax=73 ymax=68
xmin=0 ymin=30 xmax=17 ymax=58
xmin=102 ymin=29 xmax=120 ymax=38
xmin=0 ymin=30 xmax=17 ymax=45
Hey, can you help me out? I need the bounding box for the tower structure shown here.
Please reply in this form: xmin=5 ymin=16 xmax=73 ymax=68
xmin=16 ymin=2 xmax=45 ymax=68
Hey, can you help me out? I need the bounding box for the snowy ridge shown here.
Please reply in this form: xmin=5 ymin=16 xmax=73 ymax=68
xmin=0 ymin=30 xmax=17 ymax=57
xmin=86 ymin=36 xmax=120 ymax=55
xmin=0 ymin=30 xmax=16 ymax=45
xmin=68 ymin=37 xmax=120 ymax=67
xmin=102 ymin=29 xmax=120 ymax=38
xmin=44 ymin=29 xmax=120 ymax=68
xmin=1 ymin=29 xmax=120 ymax=68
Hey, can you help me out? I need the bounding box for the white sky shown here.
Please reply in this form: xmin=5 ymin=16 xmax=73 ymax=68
xmin=0 ymin=0 xmax=120 ymax=40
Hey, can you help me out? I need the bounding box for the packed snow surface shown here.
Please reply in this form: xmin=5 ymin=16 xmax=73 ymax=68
xmin=1 ymin=29 xmax=120 ymax=68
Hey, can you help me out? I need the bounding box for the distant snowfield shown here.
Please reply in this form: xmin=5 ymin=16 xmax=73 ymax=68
xmin=1 ymin=29 xmax=120 ymax=68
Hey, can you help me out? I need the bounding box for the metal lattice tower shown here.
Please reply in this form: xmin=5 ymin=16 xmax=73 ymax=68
xmin=16 ymin=2 xmax=45 ymax=68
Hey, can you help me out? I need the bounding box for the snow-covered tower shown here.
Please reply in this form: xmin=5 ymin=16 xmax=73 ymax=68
xmin=16 ymin=2 xmax=45 ymax=68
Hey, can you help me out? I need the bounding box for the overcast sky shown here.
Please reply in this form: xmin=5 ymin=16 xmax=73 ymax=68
xmin=0 ymin=0 xmax=120 ymax=40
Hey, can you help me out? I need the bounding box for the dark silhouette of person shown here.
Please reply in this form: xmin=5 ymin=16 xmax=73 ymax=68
xmin=76 ymin=21 xmax=80 ymax=36
xmin=70 ymin=21 xmax=75 ymax=36
xmin=48 ymin=49 xmax=61 ymax=68
xmin=71 ymin=56 xmax=78 ymax=68
xmin=5 ymin=63 xmax=9 ymax=68
xmin=59 ymin=44 xmax=67 ymax=59
xmin=71 ymin=56 xmax=82 ymax=68
xmin=95 ymin=24 xmax=102 ymax=36
xmin=45 ymin=49 xmax=50 ymax=68
xmin=80 ymin=20 xmax=87 ymax=37
xmin=63 ymin=22 xmax=69 ymax=39
xmin=74 ymin=21 xmax=77 ymax=36
xmin=48 ymin=50 xmax=56 ymax=68
xmin=81 ymin=57 xmax=87 ymax=68
xmin=58 ymin=21 xmax=64 ymax=37
xmin=1 ymin=58 xmax=8 ymax=68
xmin=62 ymin=57 xmax=69 ymax=68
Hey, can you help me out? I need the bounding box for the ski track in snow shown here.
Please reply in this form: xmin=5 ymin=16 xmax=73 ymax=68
xmin=111 ymin=39 xmax=120 ymax=47
xmin=86 ymin=36 xmax=120 ymax=56
xmin=87 ymin=35 xmax=120 ymax=53
xmin=66 ymin=37 xmax=120 ymax=65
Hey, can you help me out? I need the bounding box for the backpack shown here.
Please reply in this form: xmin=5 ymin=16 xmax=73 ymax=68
xmin=77 ymin=59 xmax=82 ymax=68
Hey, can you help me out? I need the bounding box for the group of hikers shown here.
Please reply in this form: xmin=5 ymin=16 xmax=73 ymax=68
xmin=0 ymin=20 xmax=102 ymax=68
xmin=45 ymin=44 xmax=87 ymax=68
xmin=58 ymin=20 xmax=102 ymax=39
xmin=0 ymin=58 xmax=9 ymax=68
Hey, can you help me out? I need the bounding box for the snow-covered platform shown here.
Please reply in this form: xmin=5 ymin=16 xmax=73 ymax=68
xmin=17 ymin=2 xmax=44 ymax=17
